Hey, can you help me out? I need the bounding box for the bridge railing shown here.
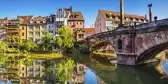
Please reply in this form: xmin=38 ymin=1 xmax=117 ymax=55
xmin=136 ymin=18 xmax=168 ymax=29
xmin=87 ymin=18 xmax=168 ymax=39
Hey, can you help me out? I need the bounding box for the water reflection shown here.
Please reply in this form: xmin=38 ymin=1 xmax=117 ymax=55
xmin=0 ymin=53 xmax=167 ymax=84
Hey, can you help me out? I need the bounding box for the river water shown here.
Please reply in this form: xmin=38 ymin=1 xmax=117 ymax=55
xmin=0 ymin=53 xmax=167 ymax=84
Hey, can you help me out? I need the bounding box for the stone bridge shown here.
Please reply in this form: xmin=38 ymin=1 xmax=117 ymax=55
xmin=86 ymin=18 xmax=168 ymax=65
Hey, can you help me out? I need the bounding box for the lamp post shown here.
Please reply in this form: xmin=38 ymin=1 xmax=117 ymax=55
xmin=148 ymin=4 xmax=153 ymax=23
xmin=120 ymin=0 xmax=125 ymax=26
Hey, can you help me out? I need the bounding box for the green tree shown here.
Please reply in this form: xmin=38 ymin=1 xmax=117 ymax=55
xmin=55 ymin=59 xmax=75 ymax=83
xmin=0 ymin=40 xmax=7 ymax=52
xmin=19 ymin=40 xmax=37 ymax=52
xmin=77 ymin=44 xmax=89 ymax=53
xmin=56 ymin=26 xmax=75 ymax=52
xmin=39 ymin=32 xmax=53 ymax=52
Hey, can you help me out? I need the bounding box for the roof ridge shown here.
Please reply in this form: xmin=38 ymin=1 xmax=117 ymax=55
xmin=100 ymin=9 xmax=145 ymax=20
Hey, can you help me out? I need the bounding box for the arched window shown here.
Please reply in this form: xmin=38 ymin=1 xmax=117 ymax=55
xmin=118 ymin=39 xmax=122 ymax=51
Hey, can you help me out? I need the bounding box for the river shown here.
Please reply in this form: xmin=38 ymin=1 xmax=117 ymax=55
xmin=0 ymin=53 xmax=167 ymax=84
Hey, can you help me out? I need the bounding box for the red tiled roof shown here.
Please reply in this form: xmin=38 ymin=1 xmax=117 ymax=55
xmin=17 ymin=15 xmax=33 ymax=24
xmin=85 ymin=28 xmax=95 ymax=34
xmin=0 ymin=17 xmax=8 ymax=24
xmin=31 ymin=16 xmax=47 ymax=21
xmin=100 ymin=10 xmax=145 ymax=21
xmin=68 ymin=12 xmax=84 ymax=21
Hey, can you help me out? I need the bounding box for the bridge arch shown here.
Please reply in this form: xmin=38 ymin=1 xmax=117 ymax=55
xmin=136 ymin=42 xmax=168 ymax=64
xmin=89 ymin=40 xmax=115 ymax=53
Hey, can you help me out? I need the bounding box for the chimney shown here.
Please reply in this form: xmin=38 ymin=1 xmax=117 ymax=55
xmin=148 ymin=4 xmax=152 ymax=22
xmin=145 ymin=15 xmax=147 ymax=20
xmin=70 ymin=6 xmax=72 ymax=13
xmin=120 ymin=0 xmax=125 ymax=26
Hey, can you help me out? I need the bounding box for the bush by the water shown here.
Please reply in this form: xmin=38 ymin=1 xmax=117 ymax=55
xmin=76 ymin=44 xmax=89 ymax=53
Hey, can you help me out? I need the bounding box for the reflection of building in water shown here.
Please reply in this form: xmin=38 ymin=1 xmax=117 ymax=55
xmin=156 ymin=58 xmax=168 ymax=79
xmin=0 ymin=76 xmax=8 ymax=84
xmin=0 ymin=60 xmax=46 ymax=84
xmin=96 ymin=76 xmax=106 ymax=84
xmin=19 ymin=60 xmax=46 ymax=83
xmin=71 ymin=64 xmax=86 ymax=84
xmin=156 ymin=64 xmax=165 ymax=76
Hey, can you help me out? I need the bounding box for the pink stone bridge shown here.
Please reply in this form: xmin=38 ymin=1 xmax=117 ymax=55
xmin=86 ymin=18 xmax=168 ymax=65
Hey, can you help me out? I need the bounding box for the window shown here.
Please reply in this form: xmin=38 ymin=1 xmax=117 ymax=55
xmin=106 ymin=21 xmax=113 ymax=25
xmin=35 ymin=73 xmax=40 ymax=77
xmin=22 ymin=33 xmax=24 ymax=36
xmin=29 ymin=32 xmax=33 ymax=36
xmin=29 ymin=73 xmax=33 ymax=77
xmin=35 ymin=26 xmax=40 ymax=30
xmin=118 ymin=39 xmax=122 ymax=51
xmin=77 ymin=22 xmax=79 ymax=25
xmin=22 ymin=27 xmax=24 ymax=30
xmin=35 ymin=61 xmax=41 ymax=65
xmin=50 ymin=31 xmax=53 ymax=33
xmin=43 ymin=20 xmax=46 ymax=23
xmin=29 ymin=68 xmax=33 ymax=71
xmin=35 ymin=32 xmax=40 ymax=37
xmin=29 ymin=26 xmax=33 ymax=30
xmin=42 ymin=32 xmax=46 ymax=35
xmin=22 ymin=73 xmax=24 ymax=77
xmin=107 ymin=27 xmax=112 ymax=31
xmin=49 ymin=18 xmax=52 ymax=22
xmin=35 ymin=68 xmax=40 ymax=71
xmin=28 ymin=37 xmax=33 ymax=41
xmin=42 ymin=26 xmax=47 ymax=30
xmin=80 ymin=22 xmax=82 ymax=25
xmin=78 ymin=34 xmax=84 ymax=39
xmin=22 ymin=67 xmax=24 ymax=70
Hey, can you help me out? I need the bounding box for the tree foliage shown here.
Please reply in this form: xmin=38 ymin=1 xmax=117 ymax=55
xmin=0 ymin=40 xmax=7 ymax=52
xmin=56 ymin=26 xmax=75 ymax=51
xmin=39 ymin=32 xmax=53 ymax=52
xmin=55 ymin=59 xmax=75 ymax=83
xmin=77 ymin=44 xmax=89 ymax=53
xmin=19 ymin=40 xmax=37 ymax=52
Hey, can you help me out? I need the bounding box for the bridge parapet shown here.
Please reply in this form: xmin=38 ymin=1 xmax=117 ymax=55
xmin=136 ymin=18 xmax=168 ymax=29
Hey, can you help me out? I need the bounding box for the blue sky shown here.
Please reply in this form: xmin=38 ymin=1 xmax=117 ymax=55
xmin=0 ymin=0 xmax=168 ymax=27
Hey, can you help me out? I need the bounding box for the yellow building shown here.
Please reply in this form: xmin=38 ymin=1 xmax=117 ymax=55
xmin=17 ymin=16 xmax=33 ymax=40
xmin=27 ymin=16 xmax=48 ymax=43
xmin=20 ymin=60 xmax=45 ymax=78
xmin=6 ymin=19 xmax=21 ymax=48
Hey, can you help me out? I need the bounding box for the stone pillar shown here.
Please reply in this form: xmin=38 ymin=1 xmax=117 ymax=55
xmin=148 ymin=4 xmax=152 ymax=23
xmin=117 ymin=53 xmax=137 ymax=65
xmin=120 ymin=0 xmax=125 ymax=25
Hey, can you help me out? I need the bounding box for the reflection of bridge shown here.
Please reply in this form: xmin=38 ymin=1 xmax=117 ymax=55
xmin=87 ymin=19 xmax=168 ymax=65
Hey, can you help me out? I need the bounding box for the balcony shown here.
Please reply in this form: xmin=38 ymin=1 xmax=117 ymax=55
xmin=7 ymin=30 xmax=20 ymax=33
xmin=35 ymin=74 xmax=40 ymax=77
xmin=28 ymin=73 xmax=34 ymax=77
xmin=35 ymin=68 xmax=40 ymax=71
xmin=29 ymin=68 xmax=34 ymax=71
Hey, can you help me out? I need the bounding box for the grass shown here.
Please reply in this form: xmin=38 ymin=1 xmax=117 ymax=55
xmin=1 ymin=53 xmax=63 ymax=60
xmin=28 ymin=53 xmax=63 ymax=59
xmin=92 ymin=51 xmax=117 ymax=57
